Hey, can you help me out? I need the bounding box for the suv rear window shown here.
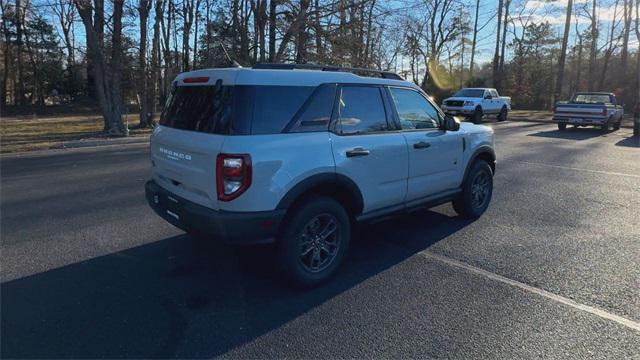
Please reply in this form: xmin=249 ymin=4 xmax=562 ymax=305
xmin=160 ymin=85 xmax=234 ymax=134
xmin=160 ymin=84 xmax=315 ymax=135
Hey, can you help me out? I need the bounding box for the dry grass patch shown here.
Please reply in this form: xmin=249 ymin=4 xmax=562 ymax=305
xmin=0 ymin=114 xmax=152 ymax=153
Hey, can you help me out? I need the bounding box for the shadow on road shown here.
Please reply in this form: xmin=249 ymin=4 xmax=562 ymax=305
xmin=528 ymin=127 xmax=606 ymax=140
xmin=1 ymin=208 xmax=470 ymax=358
xmin=615 ymin=136 xmax=640 ymax=148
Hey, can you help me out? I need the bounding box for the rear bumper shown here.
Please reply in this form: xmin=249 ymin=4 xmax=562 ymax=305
xmin=145 ymin=180 xmax=285 ymax=244
xmin=553 ymin=116 xmax=607 ymax=125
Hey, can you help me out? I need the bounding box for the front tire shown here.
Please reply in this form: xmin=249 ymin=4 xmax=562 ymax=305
xmin=601 ymin=119 xmax=612 ymax=132
xmin=277 ymin=196 xmax=350 ymax=288
xmin=452 ymin=160 xmax=493 ymax=219
xmin=613 ymin=118 xmax=621 ymax=130
xmin=558 ymin=123 xmax=567 ymax=131
xmin=472 ymin=107 xmax=483 ymax=124
xmin=497 ymin=106 xmax=508 ymax=122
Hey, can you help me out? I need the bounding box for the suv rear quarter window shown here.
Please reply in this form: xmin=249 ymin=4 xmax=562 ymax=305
xmin=250 ymin=86 xmax=315 ymax=134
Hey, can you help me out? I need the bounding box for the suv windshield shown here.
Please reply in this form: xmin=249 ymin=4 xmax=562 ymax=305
xmin=453 ymin=89 xmax=485 ymax=98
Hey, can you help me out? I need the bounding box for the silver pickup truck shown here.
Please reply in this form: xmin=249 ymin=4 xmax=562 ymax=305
xmin=553 ymin=92 xmax=624 ymax=131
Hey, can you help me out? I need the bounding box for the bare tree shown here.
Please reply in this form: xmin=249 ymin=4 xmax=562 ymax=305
xmin=587 ymin=0 xmax=598 ymax=91
xmin=555 ymin=0 xmax=573 ymax=102
xmin=620 ymin=0 xmax=632 ymax=69
xmin=137 ymin=0 xmax=152 ymax=128
xmin=74 ymin=0 xmax=127 ymax=135
xmin=492 ymin=0 xmax=504 ymax=88
xmin=50 ymin=0 xmax=76 ymax=66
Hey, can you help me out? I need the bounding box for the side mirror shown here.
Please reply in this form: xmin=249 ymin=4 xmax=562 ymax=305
xmin=484 ymin=94 xmax=492 ymax=100
xmin=442 ymin=115 xmax=460 ymax=131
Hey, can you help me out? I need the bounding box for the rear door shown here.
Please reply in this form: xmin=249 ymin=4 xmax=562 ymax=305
xmin=481 ymin=89 xmax=496 ymax=113
xmin=387 ymin=86 xmax=463 ymax=202
xmin=490 ymin=89 xmax=501 ymax=112
xmin=152 ymin=83 xmax=236 ymax=209
xmin=330 ymin=85 xmax=409 ymax=213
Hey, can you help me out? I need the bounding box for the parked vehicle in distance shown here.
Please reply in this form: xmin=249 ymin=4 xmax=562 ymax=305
xmin=145 ymin=64 xmax=496 ymax=288
xmin=441 ymin=88 xmax=511 ymax=124
xmin=553 ymin=92 xmax=624 ymax=132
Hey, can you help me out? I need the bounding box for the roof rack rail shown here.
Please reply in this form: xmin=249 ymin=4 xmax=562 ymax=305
xmin=252 ymin=63 xmax=404 ymax=80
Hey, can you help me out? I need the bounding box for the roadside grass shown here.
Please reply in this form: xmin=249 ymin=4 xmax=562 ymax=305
xmin=0 ymin=114 xmax=153 ymax=154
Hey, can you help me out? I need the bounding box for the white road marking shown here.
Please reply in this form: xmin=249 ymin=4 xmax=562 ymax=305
xmin=501 ymin=159 xmax=640 ymax=179
xmin=420 ymin=251 xmax=640 ymax=333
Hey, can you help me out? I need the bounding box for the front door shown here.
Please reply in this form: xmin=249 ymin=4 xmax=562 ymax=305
xmin=330 ymin=85 xmax=409 ymax=213
xmin=387 ymin=87 xmax=463 ymax=202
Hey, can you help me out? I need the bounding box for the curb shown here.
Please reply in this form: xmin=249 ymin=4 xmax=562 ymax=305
xmin=51 ymin=136 xmax=150 ymax=150
xmin=1 ymin=136 xmax=150 ymax=158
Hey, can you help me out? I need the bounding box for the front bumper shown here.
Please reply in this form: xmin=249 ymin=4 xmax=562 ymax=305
xmin=145 ymin=180 xmax=286 ymax=244
xmin=553 ymin=116 xmax=607 ymax=125
xmin=441 ymin=106 xmax=475 ymax=116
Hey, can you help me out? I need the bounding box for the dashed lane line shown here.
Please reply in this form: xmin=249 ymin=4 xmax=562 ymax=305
xmin=420 ymin=251 xmax=640 ymax=333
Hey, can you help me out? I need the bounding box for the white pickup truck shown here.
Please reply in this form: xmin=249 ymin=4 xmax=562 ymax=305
xmin=553 ymin=92 xmax=623 ymax=131
xmin=441 ymin=88 xmax=512 ymax=124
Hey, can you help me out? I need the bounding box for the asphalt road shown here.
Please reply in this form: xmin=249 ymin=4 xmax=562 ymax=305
xmin=1 ymin=122 xmax=639 ymax=359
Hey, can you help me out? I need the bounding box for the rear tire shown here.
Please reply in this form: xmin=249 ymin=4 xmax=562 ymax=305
xmin=497 ymin=106 xmax=508 ymax=122
xmin=613 ymin=118 xmax=621 ymax=130
xmin=472 ymin=107 xmax=483 ymax=124
xmin=277 ymin=196 xmax=350 ymax=288
xmin=558 ymin=123 xmax=567 ymax=131
xmin=452 ymin=160 xmax=493 ymax=219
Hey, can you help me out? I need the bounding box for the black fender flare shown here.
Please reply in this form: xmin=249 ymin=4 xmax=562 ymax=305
xmin=276 ymin=173 xmax=364 ymax=214
xmin=463 ymin=145 xmax=496 ymax=180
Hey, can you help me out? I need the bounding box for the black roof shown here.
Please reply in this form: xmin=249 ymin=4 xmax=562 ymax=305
xmin=253 ymin=63 xmax=404 ymax=80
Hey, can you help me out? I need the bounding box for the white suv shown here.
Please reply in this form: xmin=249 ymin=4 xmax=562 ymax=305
xmin=146 ymin=64 xmax=496 ymax=287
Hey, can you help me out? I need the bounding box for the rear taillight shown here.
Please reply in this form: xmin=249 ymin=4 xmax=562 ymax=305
xmin=601 ymin=107 xmax=607 ymax=116
xmin=183 ymin=76 xmax=209 ymax=83
xmin=216 ymin=154 xmax=252 ymax=201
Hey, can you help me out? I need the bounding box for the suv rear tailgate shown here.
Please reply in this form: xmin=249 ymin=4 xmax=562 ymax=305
xmin=151 ymin=126 xmax=224 ymax=210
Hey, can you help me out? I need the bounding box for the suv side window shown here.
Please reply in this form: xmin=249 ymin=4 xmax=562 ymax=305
xmin=389 ymin=87 xmax=440 ymax=130
xmin=484 ymin=90 xmax=491 ymax=99
xmin=336 ymin=86 xmax=389 ymax=135
xmin=490 ymin=89 xmax=499 ymax=98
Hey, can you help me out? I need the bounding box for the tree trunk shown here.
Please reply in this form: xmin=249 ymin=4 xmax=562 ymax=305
xmin=587 ymin=0 xmax=598 ymax=91
xmin=468 ymin=0 xmax=480 ymax=79
xmin=268 ymin=0 xmax=277 ymax=61
xmin=621 ymin=0 xmax=632 ymax=70
xmin=0 ymin=0 xmax=11 ymax=105
xmin=499 ymin=0 xmax=510 ymax=73
xmin=492 ymin=0 xmax=504 ymax=88
xmin=74 ymin=0 xmax=126 ymax=136
xmin=138 ymin=0 xmax=152 ymax=128
xmin=258 ymin=0 xmax=267 ymax=62
xmin=15 ymin=0 xmax=25 ymax=105
xmin=275 ymin=0 xmax=310 ymax=62
xmin=193 ymin=0 xmax=200 ymax=67
xmin=150 ymin=0 xmax=163 ymax=121
xmin=314 ymin=0 xmax=323 ymax=62
xmin=555 ymin=0 xmax=573 ymax=103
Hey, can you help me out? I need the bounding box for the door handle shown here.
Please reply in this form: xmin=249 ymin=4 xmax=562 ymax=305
xmin=413 ymin=141 xmax=431 ymax=149
xmin=346 ymin=147 xmax=370 ymax=157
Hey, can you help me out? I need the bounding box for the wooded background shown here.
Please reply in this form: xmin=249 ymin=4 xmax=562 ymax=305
xmin=1 ymin=0 xmax=639 ymax=135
